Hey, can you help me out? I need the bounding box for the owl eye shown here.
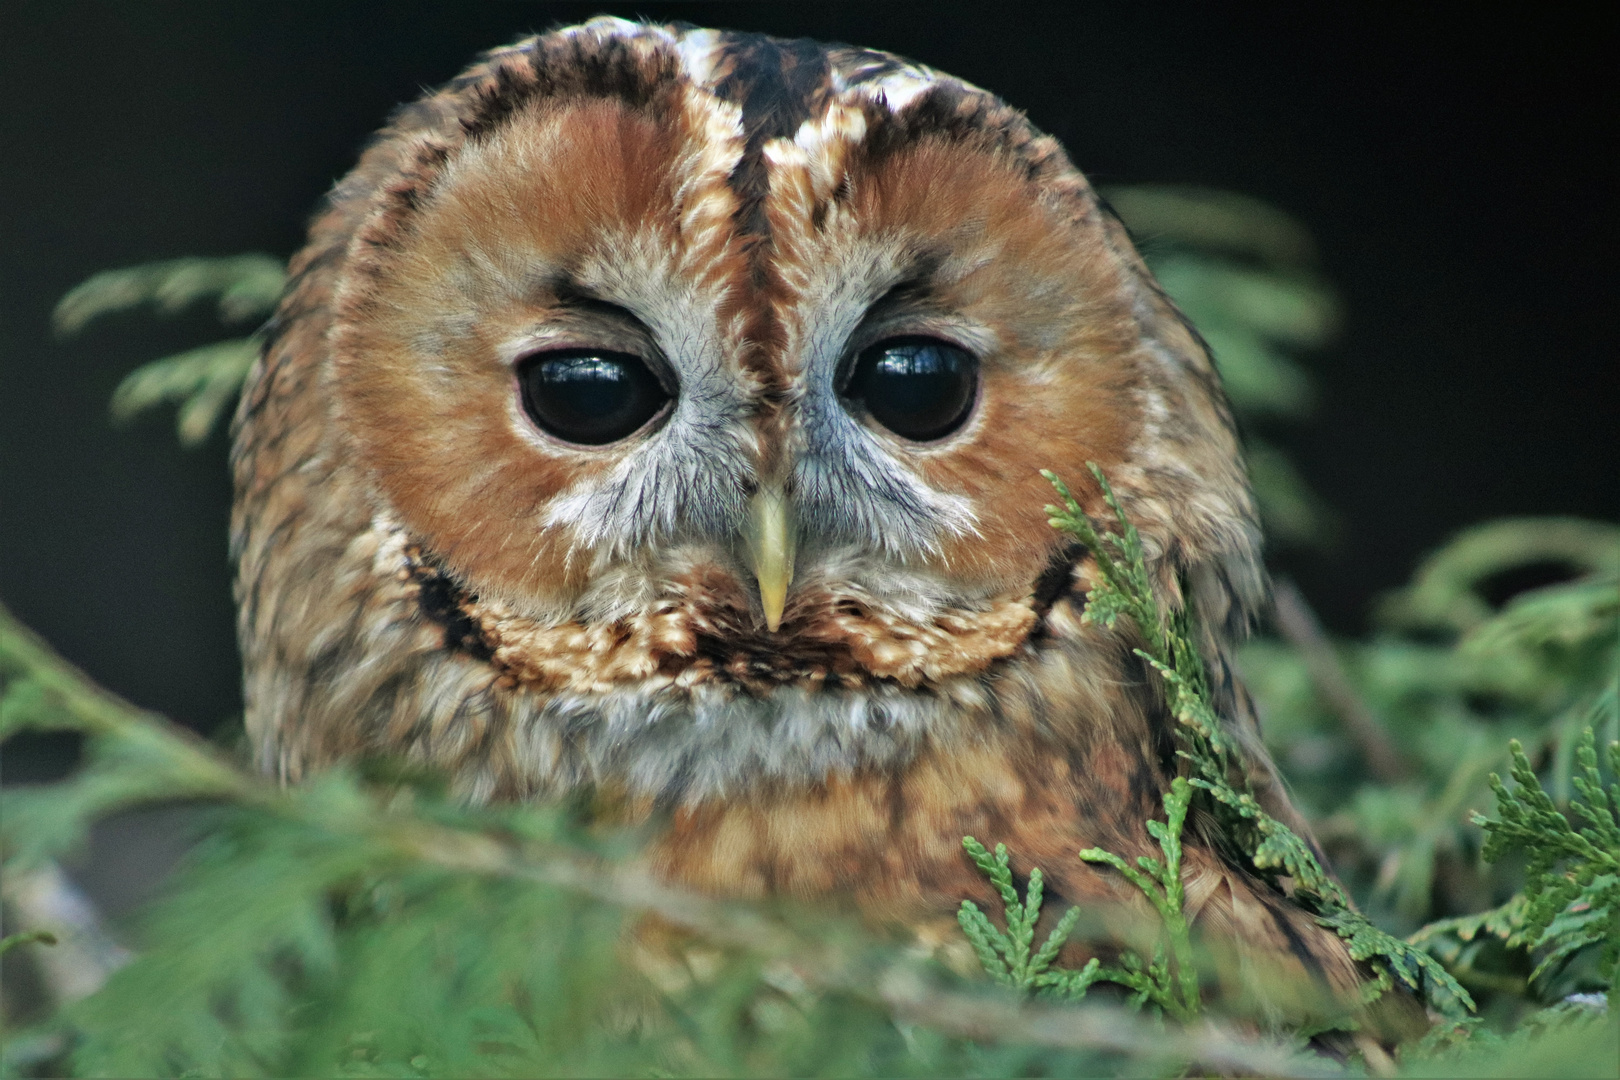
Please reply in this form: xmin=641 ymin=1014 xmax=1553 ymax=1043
xmin=516 ymin=349 xmax=671 ymax=446
xmin=843 ymin=337 xmax=978 ymax=442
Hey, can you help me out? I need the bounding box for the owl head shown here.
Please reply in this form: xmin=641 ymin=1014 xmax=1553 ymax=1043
xmin=236 ymin=17 xmax=1263 ymax=802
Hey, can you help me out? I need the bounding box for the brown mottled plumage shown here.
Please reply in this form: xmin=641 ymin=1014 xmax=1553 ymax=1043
xmin=232 ymin=18 xmax=1402 ymax=1030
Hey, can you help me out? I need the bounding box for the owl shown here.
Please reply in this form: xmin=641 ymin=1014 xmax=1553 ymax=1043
xmin=232 ymin=17 xmax=1392 ymax=1027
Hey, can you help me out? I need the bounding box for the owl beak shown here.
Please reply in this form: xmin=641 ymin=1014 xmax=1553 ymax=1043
xmin=742 ymin=487 xmax=797 ymax=633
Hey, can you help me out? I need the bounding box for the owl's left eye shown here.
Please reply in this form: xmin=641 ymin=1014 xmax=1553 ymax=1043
xmin=842 ymin=337 xmax=978 ymax=442
xmin=516 ymin=350 xmax=671 ymax=445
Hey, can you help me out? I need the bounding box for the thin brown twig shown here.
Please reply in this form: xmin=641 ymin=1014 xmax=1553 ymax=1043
xmin=875 ymin=968 xmax=1342 ymax=1076
xmin=1271 ymin=578 xmax=1411 ymax=782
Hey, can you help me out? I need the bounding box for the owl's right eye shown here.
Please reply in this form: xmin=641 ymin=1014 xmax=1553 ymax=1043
xmin=516 ymin=350 xmax=672 ymax=446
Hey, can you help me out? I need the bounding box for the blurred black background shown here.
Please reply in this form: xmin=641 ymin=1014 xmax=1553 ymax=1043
xmin=2 ymin=3 xmax=1615 ymax=772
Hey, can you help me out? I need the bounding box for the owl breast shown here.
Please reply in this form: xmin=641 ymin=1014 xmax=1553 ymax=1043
xmin=232 ymin=17 xmax=1374 ymax=1015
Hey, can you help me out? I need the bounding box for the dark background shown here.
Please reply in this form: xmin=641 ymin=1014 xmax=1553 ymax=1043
xmin=3 ymin=3 xmax=1615 ymax=768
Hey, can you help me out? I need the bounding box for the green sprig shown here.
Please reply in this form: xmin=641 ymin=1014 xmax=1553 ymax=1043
xmin=1078 ymin=777 xmax=1201 ymax=1020
xmin=51 ymin=254 xmax=285 ymax=446
xmin=960 ymin=779 xmax=1202 ymax=1021
xmin=957 ymin=838 xmax=1090 ymax=998
xmin=1041 ymin=464 xmax=1474 ymax=1020
xmin=1472 ymin=727 xmax=1620 ymax=1000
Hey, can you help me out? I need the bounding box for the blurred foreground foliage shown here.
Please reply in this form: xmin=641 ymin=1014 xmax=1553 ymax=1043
xmin=2 ymin=601 xmax=1352 ymax=1078
xmin=3 ymin=187 xmax=1617 ymax=1076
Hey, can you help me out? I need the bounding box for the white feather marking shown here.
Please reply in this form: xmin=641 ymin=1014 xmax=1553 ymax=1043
xmin=568 ymin=15 xmax=644 ymax=41
xmin=791 ymin=102 xmax=868 ymax=203
xmin=673 ymin=27 xmax=724 ymax=86
xmin=853 ymin=68 xmax=940 ymax=114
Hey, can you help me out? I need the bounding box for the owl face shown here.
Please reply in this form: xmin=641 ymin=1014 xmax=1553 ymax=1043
xmin=241 ymin=18 xmax=1261 ymax=801
xmin=327 ymin=19 xmax=1248 ymax=649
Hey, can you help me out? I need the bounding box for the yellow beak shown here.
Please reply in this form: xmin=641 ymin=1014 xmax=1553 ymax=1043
xmin=742 ymin=487 xmax=796 ymax=632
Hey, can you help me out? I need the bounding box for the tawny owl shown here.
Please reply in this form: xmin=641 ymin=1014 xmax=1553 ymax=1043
xmin=232 ymin=18 xmax=1383 ymax=1022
